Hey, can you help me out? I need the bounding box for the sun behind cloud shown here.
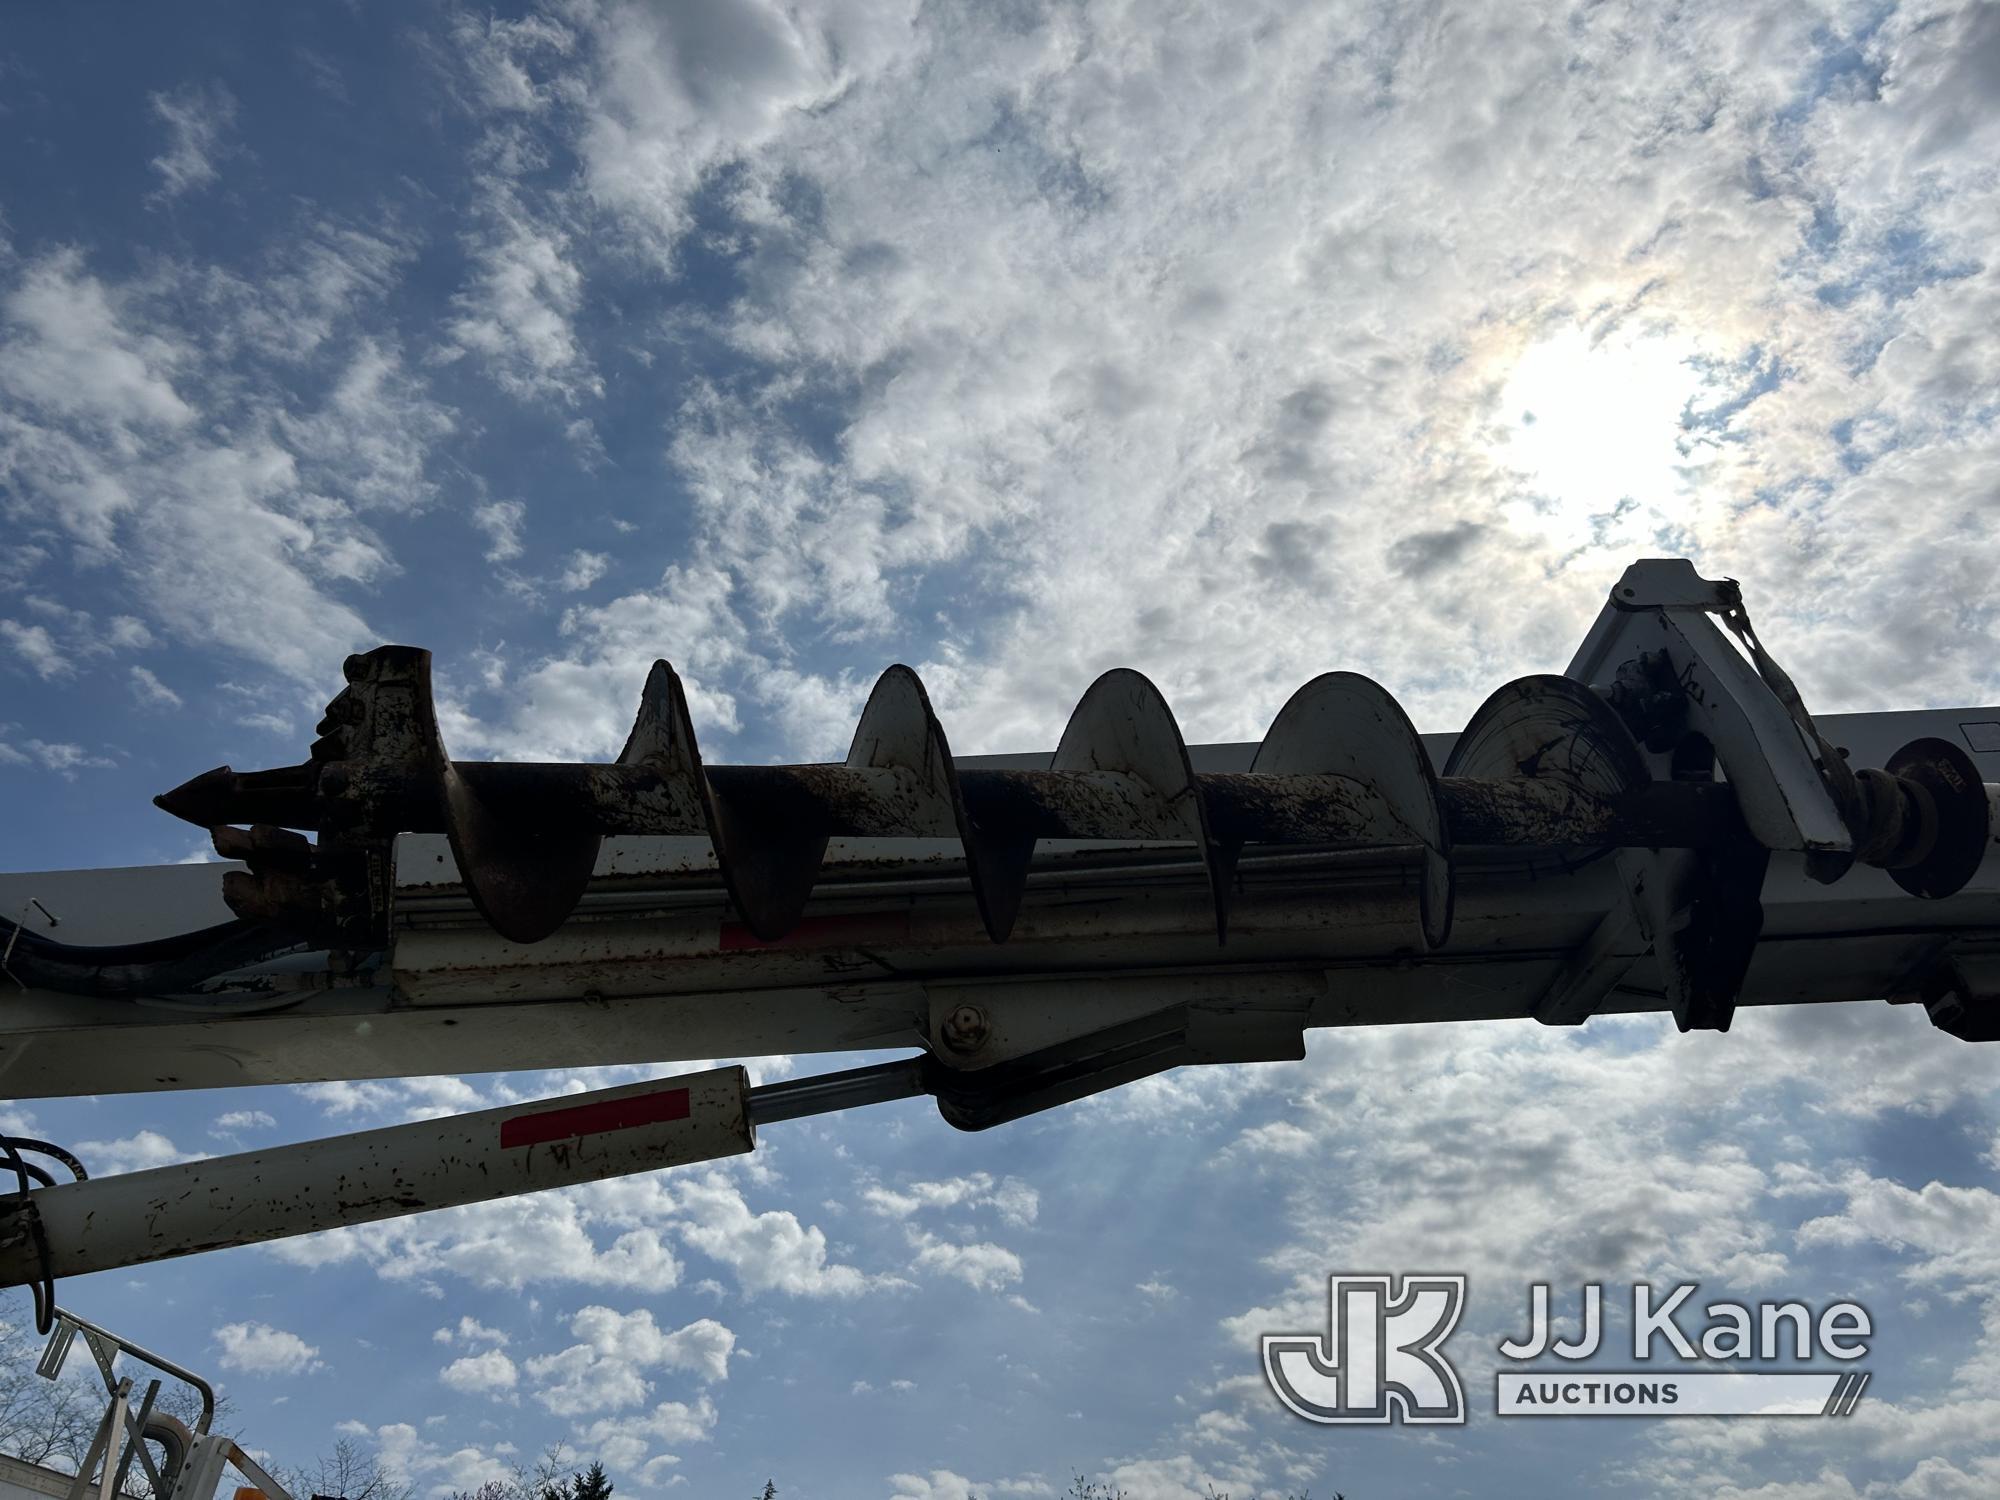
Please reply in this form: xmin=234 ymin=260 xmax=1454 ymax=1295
xmin=1493 ymin=324 xmax=1708 ymax=549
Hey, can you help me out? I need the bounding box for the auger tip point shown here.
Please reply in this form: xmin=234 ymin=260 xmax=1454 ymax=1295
xmin=154 ymin=765 xmax=235 ymax=827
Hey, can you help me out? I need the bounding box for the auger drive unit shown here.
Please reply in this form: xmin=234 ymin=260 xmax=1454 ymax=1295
xmin=3 ymin=559 xmax=1998 ymax=1310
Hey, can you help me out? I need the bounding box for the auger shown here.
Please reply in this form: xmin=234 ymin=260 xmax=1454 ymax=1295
xmin=2 ymin=559 xmax=1997 ymax=1302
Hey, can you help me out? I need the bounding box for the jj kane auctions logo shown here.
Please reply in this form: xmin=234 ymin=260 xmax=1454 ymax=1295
xmin=1263 ymin=1277 xmax=1873 ymax=1424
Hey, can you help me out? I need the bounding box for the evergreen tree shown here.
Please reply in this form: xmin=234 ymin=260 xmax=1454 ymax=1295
xmin=571 ymin=1463 xmax=612 ymax=1500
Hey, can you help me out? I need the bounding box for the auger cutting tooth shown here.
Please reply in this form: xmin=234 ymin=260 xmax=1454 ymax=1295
xmin=210 ymin=823 xmax=314 ymax=867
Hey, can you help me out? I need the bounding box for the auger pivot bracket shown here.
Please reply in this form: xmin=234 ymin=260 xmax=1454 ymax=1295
xmin=1570 ymin=559 xmax=1995 ymax=898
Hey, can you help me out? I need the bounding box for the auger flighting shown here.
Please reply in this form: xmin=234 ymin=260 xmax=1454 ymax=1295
xmin=155 ymin=559 xmax=1994 ymax=981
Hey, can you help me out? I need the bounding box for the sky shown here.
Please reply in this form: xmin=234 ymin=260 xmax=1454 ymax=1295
xmin=3 ymin=0 xmax=2000 ymax=1496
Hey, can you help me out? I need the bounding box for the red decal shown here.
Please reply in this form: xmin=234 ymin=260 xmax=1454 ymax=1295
xmin=501 ymin=1087 xmax=692 ymax=1149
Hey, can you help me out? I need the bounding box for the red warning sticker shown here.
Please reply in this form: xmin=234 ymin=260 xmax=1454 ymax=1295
xmin=500 ymin=1087 xmax=692 ymax=1149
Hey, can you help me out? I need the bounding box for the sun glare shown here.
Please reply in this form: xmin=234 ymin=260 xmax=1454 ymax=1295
xmin=1494 ymin=326 xmax=1706 ymax=548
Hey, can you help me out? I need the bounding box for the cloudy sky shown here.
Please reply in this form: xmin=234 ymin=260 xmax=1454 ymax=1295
xmin=4 ymin=0 xmax=2000 ymax=1496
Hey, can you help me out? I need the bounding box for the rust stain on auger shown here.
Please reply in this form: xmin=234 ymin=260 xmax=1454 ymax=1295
xmin=154 ymin=646 xmax=1970 ymax=952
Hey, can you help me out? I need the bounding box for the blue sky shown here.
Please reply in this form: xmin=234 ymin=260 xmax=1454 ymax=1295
xmin=5 ymin=1 xmax=2000 ymax=1497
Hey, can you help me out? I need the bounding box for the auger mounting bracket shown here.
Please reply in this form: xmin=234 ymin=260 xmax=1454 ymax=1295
xmin=1569 ymin=559 xmax=1857 ymax=872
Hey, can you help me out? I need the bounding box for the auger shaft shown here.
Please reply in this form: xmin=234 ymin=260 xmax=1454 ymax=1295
xmin=162 ymin=759 xmax=1744 ymax=849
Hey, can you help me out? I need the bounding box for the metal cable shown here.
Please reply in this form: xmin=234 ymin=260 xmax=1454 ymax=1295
xmin=1 ymin=1138 xmax=86 ymax=1182
xmin=0 ymin=916 xmax=308 ymax=998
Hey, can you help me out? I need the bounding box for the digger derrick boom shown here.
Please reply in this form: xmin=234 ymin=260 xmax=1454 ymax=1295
xmin=3 ymin=556 xmax=2000 ymax=1105
xmin=2 ymin=558 xmax=1999 ymax=1292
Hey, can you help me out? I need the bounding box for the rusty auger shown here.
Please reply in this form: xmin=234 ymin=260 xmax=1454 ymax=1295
xmin=153 ymin=652 xmax=1678 ymax=950
xmin=155 ymin=562 xmax=1992 ymax=958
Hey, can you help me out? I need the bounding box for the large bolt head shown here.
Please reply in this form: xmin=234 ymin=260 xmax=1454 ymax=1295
xmin=940 ymin=1003 xmax=990 ymax=1055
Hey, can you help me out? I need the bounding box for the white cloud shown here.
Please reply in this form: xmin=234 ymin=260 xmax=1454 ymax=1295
xmin=890 ymin=1471 xmax=1052 ymax=1500
xmin=418 ymin=0 xmax=2000 ymax=777
xmin=0 ymin=248 xmax=193 ymax=444
xmin=906 ymin=1229 xmax=1023 ymax=1293
xmin=558 ymin=550 xmax=609 ymax=591
xmin=1099 ymin=1454 xmax=1263 ymax=1500
xmin=445 ymin=182 xmax=600 ymax=405
xmin=294 ymin=1079 xmax=402 ymax=1116
xmin=369 ymin=1421 xmax=516 ymax=1500
xmin=558 ymin=1396 xmax=717 ymax=1474
xmin=440 ymin=1349 xmax=518 ymax=1397
xmin=573 ymin=0 xmax=919 ymax=258
xmin=1798 ymin=1172 xmax=2000 ymax=1294
xmin=280 ymin=338 xmax=456 ymax=519
xmin=1 ymin=620 xmax=68 ymax=679
xmin=861 ymin=1172 xmax=1039 ymax=1227
xmin=889 ymin=1473 xmax=984 ymax=1500
xmin=129 ymin=664 xmax=182 ymax=707
xmin=209 ymin=1108 xmax=275 ymax=1136
xmin=1190 ymin=1410 xmax=1249 ymax=1444
xmin=267 ymin=1192 xmax=685 ymax=1295
xmin=293 ymin=1075 xmax=484 ymax=1121
xmin=0 ymin=735 xmax=115 ymax=777
xmin=523 ymin=1341 xmax=647 ymax=1419
xmin=636 ymin=1456 xmax=684 ymax=1489
xmin=434 ymin=1315 xmax=511 ymax=1348
xmin=73 ymin=1130 xmax=201 ymax=1174
xmin=471 ymin=499 xmax=528 ymax=563
xmin=149 ymin=82 xmax=236 ymax=199
xmin=987 ymin=1178 xmax=1040 ymax=1228
xmin=0 ymin=237 xmax=451 ymax=685
xmin=451 ymin=10 xmax=576 ymax=115
xmin=524 ymin=1307 xmax=734 ymax=1418
xmin=1231 ymin=1121 xmax=1315 ymax=1157
xmin=573 ymin=1307 xmax=735 ymax=1383
xmin=669 ymin=1173 xmax=874 ymax=1297
xmin=215 ymin=1321 xmax=321 ymax=1376
xmin=4 ymin=601 xmax=174 ymax=720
